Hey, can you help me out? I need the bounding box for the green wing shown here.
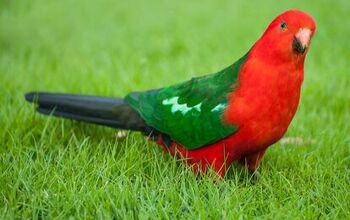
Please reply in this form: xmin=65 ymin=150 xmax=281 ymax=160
xmin=125 ymin=54 xmax=248 ymax=149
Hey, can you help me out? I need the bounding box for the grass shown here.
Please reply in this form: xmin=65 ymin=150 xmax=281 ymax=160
xmin=1 ymin=0 xmax=349 ymax=218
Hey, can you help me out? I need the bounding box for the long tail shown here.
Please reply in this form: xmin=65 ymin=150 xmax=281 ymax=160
xmin=25 ymin=92 xmax=148 ymax=131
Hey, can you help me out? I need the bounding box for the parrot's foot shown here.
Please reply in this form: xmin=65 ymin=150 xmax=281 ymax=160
xmin=116 ymin=130 xmax=127 ymax=140
xmin=249 ymin=170 xmax=261 ymax=183
xmin=238 ymin=149 xmax=266 ymax=172
xmin=190 ymin=163 xmax=225 ymax=180
xmin=187 ymin=159 xmax=227 ymax=179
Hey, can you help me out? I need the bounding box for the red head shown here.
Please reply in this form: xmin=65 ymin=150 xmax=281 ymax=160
xmin=252 ymin=10 xmax=316 ymax=63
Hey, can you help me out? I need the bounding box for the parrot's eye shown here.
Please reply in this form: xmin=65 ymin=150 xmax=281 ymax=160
xmin=280 ymin=21 xmax=287 ymax=31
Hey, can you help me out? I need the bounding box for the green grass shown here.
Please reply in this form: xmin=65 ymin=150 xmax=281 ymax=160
xmin=1 ymin=0 xmax=349 ymax=218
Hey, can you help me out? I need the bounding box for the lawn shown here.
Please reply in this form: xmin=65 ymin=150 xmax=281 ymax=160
xmin=1 ymin=0 xmax=349 ymax=218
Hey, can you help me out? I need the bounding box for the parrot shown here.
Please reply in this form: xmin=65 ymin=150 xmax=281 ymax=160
xmin=25 ymin=10 xmax=316 ymax=177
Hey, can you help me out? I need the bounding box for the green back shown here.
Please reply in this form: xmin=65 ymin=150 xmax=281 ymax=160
xmin=125 ymin=54 xmax=248 ymax=149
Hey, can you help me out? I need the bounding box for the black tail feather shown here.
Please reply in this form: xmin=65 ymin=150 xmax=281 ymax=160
xmin=25 ymin=92 xmax=147 ymax=131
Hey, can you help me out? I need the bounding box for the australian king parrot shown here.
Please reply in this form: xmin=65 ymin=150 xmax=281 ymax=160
xmin=25 ymin=10 xmax=316 ymax=177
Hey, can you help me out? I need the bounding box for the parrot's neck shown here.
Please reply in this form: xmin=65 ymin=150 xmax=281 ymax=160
xmin=249 ymin=38 xmax=307 ymax=67
xmin=241 ymin=42 xmax=306 ymax=87
xmin=224 ymin=46 xmax=306 ymax=147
